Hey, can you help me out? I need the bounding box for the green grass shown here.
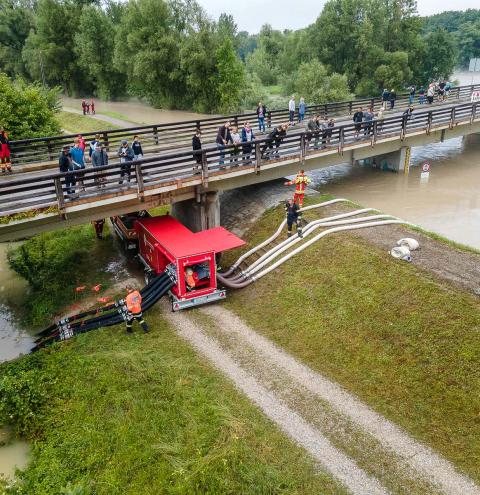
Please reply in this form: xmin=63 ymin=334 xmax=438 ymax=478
xmin=100 ymin=111 xmax=141 ymax=124
xmin=56 ymin=111 xmax=120 ymax=135
xmin=0 ymin=312 xmax=347 ymax=495
xmin=265 ymin=85 xmax=284 ymax=96
xmin=224 ymin=196 xmax=480 ymax=483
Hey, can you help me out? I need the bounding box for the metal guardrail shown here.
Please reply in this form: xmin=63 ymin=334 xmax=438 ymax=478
xmin=0 ymin=101 xmax=477 ymax=221
xmin=8 ymin=84 xmax=480 ymax=167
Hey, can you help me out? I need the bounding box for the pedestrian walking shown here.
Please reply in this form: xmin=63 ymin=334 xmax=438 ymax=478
xmin=118 ymin=140 xmax=134 ymax=184
xmin=285 ymin=198 xmax=302 ymax=238
xmin=216 ymin=121 xmax=232 ymax=168
xmin=124 ymin=285 xmax=149 ymax=334
xmin=0 ymin=127 xmax=12 ymax=174
xmin=192 ymin=129 xmax=202 ymax=172
xmin=289 ymin=95 xmax=296 ymax=125
xmin=256 ymin=102 xmax=266 ymax=132
xmin=85 ymin=101 xmax=90 ymax=114
xmin=298 ymin=97 xmax=306 ymax=123
xmin=389 ymin=89 xmax=396 ymax=109
xmin=91 ymin=142 xmax=108 ymax=187
xmin=59 ymin=146 xmax=75 ymax=195
xmin=353 ymin=107 xmax=364 ymax=138
xmin=418 ymin=86 xmax=425 ymax=104
xmin=90 ymin=99 xmax=95 ymax=115
xmin=230 ymin=126 xmax=241 ymax=165
xmin=132 ymin=135 xmax=143 ymax=161
xmin=381 ymin=89 xmax=390 ymax=110
xmin=241 ymin=122 xmax=255 ymax=163
xmin=81 ymin=99 xmax=86 ymax=115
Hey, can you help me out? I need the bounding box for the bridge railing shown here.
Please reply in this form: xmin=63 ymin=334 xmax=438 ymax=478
xmin=0 ymin=101 xmax=478 ymax=220
xmin=8 ymin=84 xmax=480 ymax=167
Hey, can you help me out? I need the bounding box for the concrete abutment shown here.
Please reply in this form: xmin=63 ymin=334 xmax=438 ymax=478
xmin=171 ymin=191 xmax=220 ymax=232
xmin=370 ymin=146 xmax=411 ymax=173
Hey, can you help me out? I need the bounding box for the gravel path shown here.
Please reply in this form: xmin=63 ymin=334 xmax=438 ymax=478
xmin=202 ymin=305 xmax=480 ymax=495
xmin=162 ymin=301 xmax=390 ymax=495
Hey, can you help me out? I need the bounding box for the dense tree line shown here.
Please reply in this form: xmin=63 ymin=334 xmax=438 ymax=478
xmin=0 ymin=0 xmax=478 ymax=113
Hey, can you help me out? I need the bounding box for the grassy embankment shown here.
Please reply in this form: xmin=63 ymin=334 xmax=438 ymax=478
xmin=223 ymin=195 xmax=480 ymax=483
xmin=56 ymin=111 xmax=120 ymax=135
xmin=0 ymin=316 xmax=346 ymax=494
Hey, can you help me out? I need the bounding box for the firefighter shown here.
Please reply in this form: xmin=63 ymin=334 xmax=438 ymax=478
xmin=284 ymin=169 xmax=311 ymax=207
xmin=125 ymin=285 xmax=149 ymax=333
xmin=285 ymin=198 xmax=302 ymax=238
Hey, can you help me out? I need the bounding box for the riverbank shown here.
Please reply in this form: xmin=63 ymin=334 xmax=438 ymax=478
xmin=1 ymin=195 xmax=479 ymax=494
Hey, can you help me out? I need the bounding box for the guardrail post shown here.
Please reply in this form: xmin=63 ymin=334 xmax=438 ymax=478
xmin=254 ymin=142 xmax=261 ymax=174
xmin=47 ymin=140 xmax=54 ymax=161
xmin=54 ymin=177 xmax=66 ymax=215
xmin=400 ymin=115 xmax=407 ymax=140
xmin=135 ymin=162 xmax=145 ymax=201
xmin=371 ymin=120 xmax=377 ymax=146
xmin=300 ymin=134 xmax=305 ymax=165
xmin=338 ymin=127 xmax=344 ymax=155
xmin=450 ymin=108 xmax=456 ymax=129
xmin=348 ymin=101 xmax=353 ymax=115
xmin=153 ymin=126 xmax=159 ymax=146
xmin=201 ymin=150 xmax=208 ymax=186
xmin=471 ymin=103 xmax=477 ymax=124
xmin=426 ymin=111 xmax=432 ymax=135
xmin=323 ymin=104 xmax=328 ymax=117
xmin=102 ymin=132 xmax=109 ymax=152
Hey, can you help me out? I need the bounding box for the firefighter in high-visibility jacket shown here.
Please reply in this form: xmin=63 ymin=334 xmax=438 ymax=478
xmin=284 ymin=169 xmax=311 ymax=207
xmin=125 ymin=285 xmax=149 ymax=333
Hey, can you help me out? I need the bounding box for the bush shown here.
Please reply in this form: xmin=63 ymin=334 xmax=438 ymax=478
xmin=0 ymin=72 xmax=61 ymax=140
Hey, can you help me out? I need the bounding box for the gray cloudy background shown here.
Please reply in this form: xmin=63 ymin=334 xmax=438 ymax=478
xmin=197 ymin=0 xmax=479 ymax=33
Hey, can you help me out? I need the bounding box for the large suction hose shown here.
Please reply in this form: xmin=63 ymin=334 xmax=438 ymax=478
xmin=222 ymin=198 xmax=350 ymax=276
xmin=217 ymin=220 xmax=404 ymax=288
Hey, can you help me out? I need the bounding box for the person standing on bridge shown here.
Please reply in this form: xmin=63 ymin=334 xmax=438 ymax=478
xmin=0 ymin=127 xmax=12 ymax=174
xmin=353 ymin=107 xmax=364 ymax=138
xmin=306 ymin=115 xmax=320 ymax=148
xmin=59 ymin=146 xmax=75 ymax=195
xmin=427 ymin=84 xmax=435 ymax=104
xmin=118 ymin=140 xmax=134 ymax=184
xmin=125 ymin=285 xmax=149 ymax=334
xmin=216 ymin=121 xmax=232 ymax=169
xmin=70 ymin=138 xmax=86 ymax=191
xmin=363 ymin=108 xmax=374 ymax=136
xmin=284 ymin=169 xmax=311 ymax=208
xmin=289 ymin=95 xmax=296 ymax=126
xmin=192 ymin=129 xmax=202 ymax=172
xmin=381 ymin=89 xmax=390 ymax=110
xmin=408 ymin=85 xmax=416 ymax=105
xmin=241 ymin=122 xmax=255 ymax=163
xmin=256 ymin=102 xmax=267 ymax=132
xmin=132 ymin=135 xmax=143 ymax=161
xmin=285 ymin=198 xmax=302 ymax=238
xmin=418 ymin=86 xmax=425 ymax=104
xmin=298 ymin=97 xmax=306 ymax=123
xmin=389 ymin=89 xmax=397 ymax=109
xmin=92 ymin=142 xmax=108 ymax=187
xmin=89 ymin=134 xmax=101 ymax=160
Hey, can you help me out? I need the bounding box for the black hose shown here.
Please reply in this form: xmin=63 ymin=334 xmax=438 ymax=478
xmin=32 ymin=273 xmax=174 ymax=351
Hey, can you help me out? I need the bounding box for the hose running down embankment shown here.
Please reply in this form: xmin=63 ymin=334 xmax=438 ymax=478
xmin=33 ymin=271 xmax=174 ymax=351
xmin=219 ymin=201 xmax=404 ymax=288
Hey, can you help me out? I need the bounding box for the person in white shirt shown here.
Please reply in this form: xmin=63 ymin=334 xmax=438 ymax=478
xmin=289 ymin=95 xmax=296 ymax=125
xmin=230 ymin=126 xmax=241 ymax=165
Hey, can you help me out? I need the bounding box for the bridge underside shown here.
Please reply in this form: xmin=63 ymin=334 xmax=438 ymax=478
xmin=1 ymin=121 xmax=479 ymax=242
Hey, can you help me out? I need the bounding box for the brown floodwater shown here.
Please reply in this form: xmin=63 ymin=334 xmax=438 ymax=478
xmin=310 ymin=135 xmax=480 ymax=249
xmin=61 ymin=96 xmax=214 ymax=125
xmin=0 ymin=427 xmax=29 ymax=481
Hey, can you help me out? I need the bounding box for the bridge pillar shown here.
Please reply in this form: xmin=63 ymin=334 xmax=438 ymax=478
xmin=171 ymin=191 xmax=220 ymax=232
xmin=372 ymin=146 xmax=410 ymax=173
xmin=464 ymin=133 xmax=480 ymax=145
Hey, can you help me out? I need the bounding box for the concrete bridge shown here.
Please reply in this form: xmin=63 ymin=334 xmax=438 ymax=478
xmin=0 ymin=100 xmax=479 ymax=242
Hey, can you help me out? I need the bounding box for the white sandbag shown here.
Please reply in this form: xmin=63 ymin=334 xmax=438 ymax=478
xmin=397 ymin=238 xmax=419 ymax=251
xmin=390 ymin=245 xmax=412 ymax=262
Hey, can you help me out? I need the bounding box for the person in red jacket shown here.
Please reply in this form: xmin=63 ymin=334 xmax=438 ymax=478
xmin=0 ymin=127 xmax=12 ymax=174
xmin=90 ymin=99 xmax=95 ymax=115
xmin=125 ymin=285 xmax=149 ymax=333
xmin=284 ymin=169 xmax=311 ymax=207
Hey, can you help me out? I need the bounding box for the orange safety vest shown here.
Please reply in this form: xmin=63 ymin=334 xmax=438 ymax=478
xmin=185 ymin=271 xmax=199 ymax=288
xmin=286 ymin=174 xmax=311 ymax=194
xmin=125 ymin=290 xmax=142 ymax=313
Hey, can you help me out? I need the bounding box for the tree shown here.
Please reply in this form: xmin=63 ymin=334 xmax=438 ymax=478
xmin=0 ymin=0 xmax=34 ymax=78
xmin=215 ymin=37 xmax=245 ymax=113
xmin=372 ymin=51 xmax=412 ymax=93
xmin=417 ymin=28 xmax=458 ymax=81
xmin=294 ymin=59 xmax=353 ymax=104
xmin=456 ymin=21 xmax=480 ymax=68
xmin=74 ymin=5 xmax=125 ymax=99
xmin=0 ymin=72 xmax=61 ymax=139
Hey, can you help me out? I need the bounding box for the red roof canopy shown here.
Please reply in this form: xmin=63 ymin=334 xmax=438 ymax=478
xmin=136 ymin=215 xmax=245 ymax=258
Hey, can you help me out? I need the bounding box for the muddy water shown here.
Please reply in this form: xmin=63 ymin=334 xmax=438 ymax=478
xmin=62 ymin=96 xmax=213 ymax=125
xmin=0 ymin=428 xmax=29 ymax=481
xmin=310 ymin=135 xmax=480 ymax=249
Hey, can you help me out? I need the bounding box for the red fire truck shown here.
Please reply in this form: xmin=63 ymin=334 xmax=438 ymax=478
xmin=135 ymin=215 xmax=245 ymax=311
